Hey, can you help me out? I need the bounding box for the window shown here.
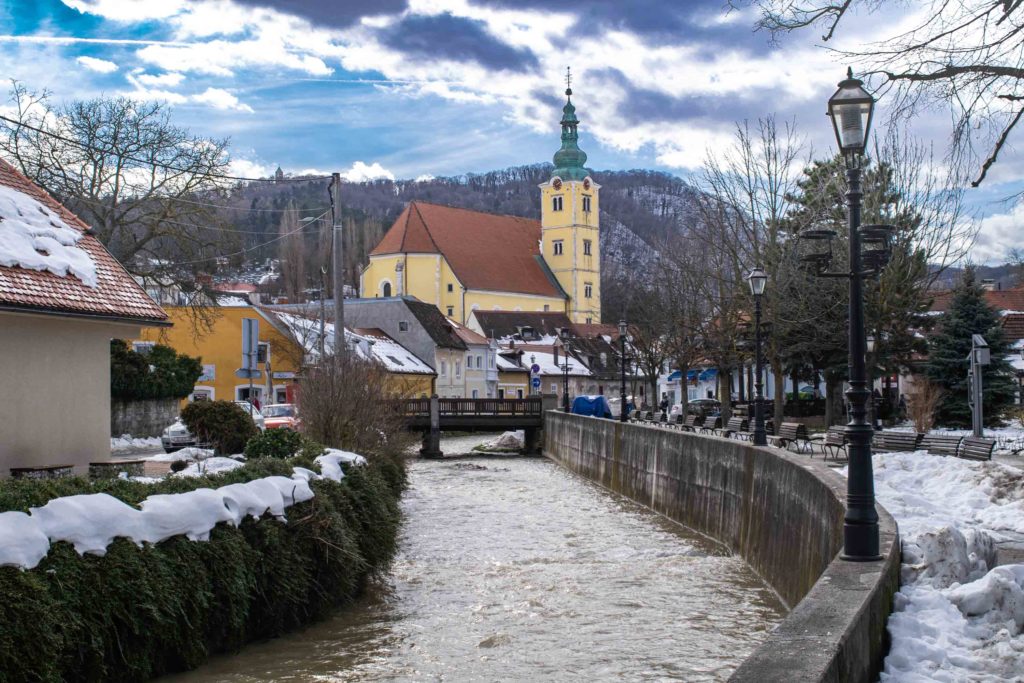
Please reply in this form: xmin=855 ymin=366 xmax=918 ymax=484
xmin=476 ymin=355 xmax=483 ymax=368
xmin=586 ymin=317 xmax=593 ymax=324
xmin=236 ymin=386 xmax=264 ymax=403
xmin=455 ymin=360 xmax=462 ymax=378
xmin=584 ymin=282 xmax=593 ymax=299
xmin=447 ymin=283 xmax=454 ymax=292
xmin=551 ymin=383 xmax=558 ymax=393
xmin=583 ymin=195 xmax=591 ymax=212
xmin=447 ymin=306 xmax=454 ymax=317
xmin=543 ymin=304 xmax=550 ymax=312
xmin=467 ymin=352 xmax=474 ymax=367
xmin=583 ymin=239 xmax=592 ymax=256
xmin=440 ymin=361 xmax=447 ymax=377
xmin=472 ymin=389 xmax=479 ymax=399
xmin=490 ymin=354 xmax=496 ymax=368
xmin=256 ymin=342 xmax=270 ymax=365
xmin=553 ymin=240 xmax=563 ymax=256
xmin=399 ymin=321 xmax=409 ymax=332
xmin=498 ymin=388 xmax=505 ymax=399
xmin=387 ymin=355 xmax=405 ymax=367
xmin=516 ymin=389 xmax=524 ymax=399
xmin=552 ymin=195 xmax=563 ymax=211
xmin=132 ymin=341 xmax=155 ymax=355
xmin=190 ymin=387 xmax=214 ymax=402
xmin=382 ymin=282 xmax=392 ymax=297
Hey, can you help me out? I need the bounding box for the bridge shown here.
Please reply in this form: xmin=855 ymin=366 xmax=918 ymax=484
xmin=396 ymin=395 xmax=556 ymax=458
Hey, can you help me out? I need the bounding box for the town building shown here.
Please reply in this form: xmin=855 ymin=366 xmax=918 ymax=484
xmin=0 ymin=159 xmax=168 ymax=474
xmin=359 ymin=84 xmax=601 ymax=324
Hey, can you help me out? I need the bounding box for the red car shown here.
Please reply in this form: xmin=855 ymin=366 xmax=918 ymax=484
xmin=261 ymin=404 xmax=300 ymax=431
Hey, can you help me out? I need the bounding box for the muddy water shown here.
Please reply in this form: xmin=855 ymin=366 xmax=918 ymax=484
xmin=169 ymin=435 xmax=785 ymax=682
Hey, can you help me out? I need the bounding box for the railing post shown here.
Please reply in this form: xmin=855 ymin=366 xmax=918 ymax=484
xmin=420 ymin=394 xmax=443 ymax=459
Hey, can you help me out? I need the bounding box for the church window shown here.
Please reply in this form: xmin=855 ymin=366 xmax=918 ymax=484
xmin=552 ymin=195 xmax=563 ymax=211
xmin=447 ymin=283 xmax=454 ymax=292
xmin=381 ymin=282 xmax=392 ymax=297
xmin=446 ymin=306 xmax=454 ymax=317
xmin=584 ymin=282 xmax=593 ymax=298
xmin=583 ymin=196 xmax=591 ymax=212
xmin=583 ymin=239 xmax=592 ymax=256
xmin=553 ymin=240 xmax=563 ymax=256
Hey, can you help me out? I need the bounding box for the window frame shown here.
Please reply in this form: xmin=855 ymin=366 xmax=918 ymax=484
xmin=583 ymin=239 xmax=592 ymax=256
xmin=553 ymin=240 xmax=563 ymax=256
xmin=552 ymin=195 xmax=564 ymax=212
xmin=582 ymin=195 xmax=591 ymax=213
xmin=584 ymin=282 xmax=593 ymax=299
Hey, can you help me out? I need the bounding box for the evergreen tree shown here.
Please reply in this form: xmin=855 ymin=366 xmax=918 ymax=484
xmin=924 ymin=267 xmax=1016 ymax=427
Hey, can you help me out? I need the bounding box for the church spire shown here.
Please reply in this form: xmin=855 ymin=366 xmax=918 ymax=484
xmin=551 ymin=67 xmax=588 ymax=181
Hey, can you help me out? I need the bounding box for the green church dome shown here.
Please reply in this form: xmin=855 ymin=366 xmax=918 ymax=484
xmin=551 ymin=82 xmax=590 ymax=182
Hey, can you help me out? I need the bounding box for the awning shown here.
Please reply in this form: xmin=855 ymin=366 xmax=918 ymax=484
xmin=667 ymin=370 xmax=682 ymax=382
xmin=698 ymin=368 xmax=718 ymax=381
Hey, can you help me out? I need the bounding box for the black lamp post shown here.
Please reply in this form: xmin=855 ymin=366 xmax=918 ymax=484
xmin=806 ymin=68 xmax=882 ymax=561
xmin=747 ymin=267 xmax=768 ymax=446
xmin=559 ymin=328 xmax=573 ymax=412
xmin=619 ymin=320 xmax=629 ymax=422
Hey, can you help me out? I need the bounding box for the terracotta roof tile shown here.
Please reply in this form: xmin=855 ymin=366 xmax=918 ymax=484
xmin=371 ymin=201 xmax=568 ymax=298
xmin=1003 ymin=313 xmax=1024 ymax=342
xmin=0 ymin=160 xmax=167 ymax=324
xmin=930 ymin=286 xmax=1024 ymax=313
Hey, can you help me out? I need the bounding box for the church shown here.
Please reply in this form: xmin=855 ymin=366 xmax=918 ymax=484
xmin=359 ymin=82 xmax=602 ymax=325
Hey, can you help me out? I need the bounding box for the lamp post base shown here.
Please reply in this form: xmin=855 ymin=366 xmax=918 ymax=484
xmin=841 ymin=522 xmax=882 ymax=562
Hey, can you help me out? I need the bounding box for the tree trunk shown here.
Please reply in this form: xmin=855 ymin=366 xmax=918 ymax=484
xmin=772 ymin=358 xmax=785 ymax=434
xmin=825 ymin=374 xmax=845 ymax=427
xmin=677 ymin=361 xmax=689 ymax=415
xmin=719 ymin=369 xmax=732 ymax=421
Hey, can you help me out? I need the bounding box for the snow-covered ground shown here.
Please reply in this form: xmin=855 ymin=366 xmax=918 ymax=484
xmin=842 ymin=452 xmax=1024 ymax=680
xmin=891 ymin=420 xmax=1024 ymax=455
xmin=110 ymin=435 xmax=162 ymax=453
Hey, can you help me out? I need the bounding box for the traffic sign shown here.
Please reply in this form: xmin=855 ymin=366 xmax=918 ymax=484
xmin=531 ymin=377 xmax=541 ymax=389
xmin=530 ymin=363 xmax=541 ymax=374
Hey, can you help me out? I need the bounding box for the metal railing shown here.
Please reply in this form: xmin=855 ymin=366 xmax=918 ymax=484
xmin=396 ymin=397 xmax=543 ymax=417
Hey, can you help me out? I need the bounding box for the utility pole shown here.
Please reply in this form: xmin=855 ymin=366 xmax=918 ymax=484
xmin=331 ymin=172 xmax=345 ymax=361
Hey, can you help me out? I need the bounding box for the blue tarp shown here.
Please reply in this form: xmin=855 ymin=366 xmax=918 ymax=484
xmin=571 ymin=395 xmax=613 ymax=419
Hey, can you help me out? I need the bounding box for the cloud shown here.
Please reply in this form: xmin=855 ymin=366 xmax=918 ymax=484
xmin=341 ymin=161 xmax=394 ymax=182
xmin=75 ymin=55 xmax=119 ymax=73
xmin=973 ymin=204 xmax=1024 ymax=264
xmin=228 ymin=157 xmax=274 ymax=178
xmin=192 ymin=87 xmax=254 ymax=112
xmin=229 ymin=0 xmax=408 ymax=29
xmin=133 ymin=71 xmax=185 ymax=87
xmin=379 ymin=12 xmax=538 ymax=72
xmin=60 ymin=0 xmax=188 ymax=22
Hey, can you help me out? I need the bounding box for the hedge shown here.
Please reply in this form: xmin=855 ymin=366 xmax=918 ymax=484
xmin=110 ymin=339 xmax=203 ymax=401
xmin=0 ymin=452 xmax=405 ymax=683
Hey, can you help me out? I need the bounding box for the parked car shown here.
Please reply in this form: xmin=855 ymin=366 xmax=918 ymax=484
xmin=261 ymin=403 xmax=299 ymax=431
xmin=161 ymin=400 xmax=266 ymax=453
xmin=670 ymin=398 xmax=721 ymax=418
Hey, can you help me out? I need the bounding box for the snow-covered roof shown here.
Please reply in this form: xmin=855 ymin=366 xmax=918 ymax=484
xmin=354 ymin=328 xmax=434 ymax=374
xmin=515 ymin=344 xmax=592 ymax=377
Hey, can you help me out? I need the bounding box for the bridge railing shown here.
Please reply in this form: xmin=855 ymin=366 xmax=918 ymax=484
xmin=395 ymin=396 xmax=543 ymax=417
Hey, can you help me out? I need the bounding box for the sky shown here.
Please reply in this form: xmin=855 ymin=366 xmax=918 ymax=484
xmin=0 ymin=0 xmax=1019 ymax=263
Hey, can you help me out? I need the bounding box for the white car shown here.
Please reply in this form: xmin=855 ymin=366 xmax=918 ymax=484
xmin=161 ymin=400 xmax=266 ymax=453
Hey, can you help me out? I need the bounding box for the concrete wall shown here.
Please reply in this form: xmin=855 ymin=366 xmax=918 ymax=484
xmin=0 ymin=312 xmax=142 ymax=474
xmin=544 ymin=412 xmax=900 ymax=683
xmin=110 ymin=398 xmax=179 ymax=438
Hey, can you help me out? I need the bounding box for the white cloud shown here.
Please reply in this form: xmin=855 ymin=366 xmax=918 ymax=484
xmin=342 ymin=161 xmax=395 ymax=182
xmin=133 ymin=71 xmax=185 ymax=87
xmin=415 ymin=174 xmax=435 ymax=182
xmin=75 ymin=55 xmax=118 ymax=73
xmin=192 ymin=87 xmax=253 ymax=113
xmin=60 ymin=0 xmax=187 ymax=22
xmin=973 ymin=204 xmax=1024 ymax=264
xmin=228 ymin=157 xmax=273 ymax=179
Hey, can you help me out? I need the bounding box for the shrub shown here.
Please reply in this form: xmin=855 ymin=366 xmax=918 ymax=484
xmin=244 ymin=429 xmax=305 ymax=459
xmin=170 ymin=459 xmax=188 ymax=473
xmin=0 ymin=452 xmax=405 ymax=681
xmin=180 ymin=400 xmax=257 ymax=455
xmin=907 ymin=381 xmax=944 ymax=434
xmin=110 ymin=339 xmax=203 ymax=401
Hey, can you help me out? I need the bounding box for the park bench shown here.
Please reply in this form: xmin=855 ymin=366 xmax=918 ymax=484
xmin=699 ymin=416 xmax=722 ymax=434
xmin=679 ymin=414 xmax=704 ymax=432
xmin=919 ymin=434 xmax=962 ymax=457
xmin=958 ymin=437 xmax=997 ymax=461
xmin=872 ymin=431 xmax=921 ymax=453
xmin=718 ymin=416 xmax=749 ymax=439
xmin=820 ymin=426 xmax=848 ymax=460
xmin=769 ymin=422 xmax=812 ymax=453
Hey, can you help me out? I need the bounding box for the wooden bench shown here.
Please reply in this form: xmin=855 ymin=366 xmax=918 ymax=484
xmin=699 ymin=416 xmax=722 ymax=434
xmin=679 ymin=414 xmax=704 ymax=432
xmin=872 ymin=431 xmax=921 ymax=453
xmin=717 ymin=416 xmax=750 ymax=439
xmin=769 ymin=422 xmax=812 ymax=453
xmin=820 ymin=426 xmax=848 ymax=460
xmin=958 ymin=437 xmax=996 ymax=461
xmin=919 ymin=434 xmax=962 ymax=457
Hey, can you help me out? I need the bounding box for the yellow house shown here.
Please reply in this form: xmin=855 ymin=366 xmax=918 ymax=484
xmin=360 ymin=83 xmax=601 ymax=325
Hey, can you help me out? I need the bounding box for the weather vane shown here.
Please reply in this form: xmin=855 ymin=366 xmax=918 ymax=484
xmin=565 ymin=66 xmax=572 ymax=93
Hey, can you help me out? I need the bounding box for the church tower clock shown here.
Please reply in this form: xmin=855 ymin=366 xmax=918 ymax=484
xmin=539 ymin=70 xmax=601 ymax=324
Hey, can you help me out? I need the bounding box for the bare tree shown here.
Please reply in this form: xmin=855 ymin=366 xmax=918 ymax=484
xmin=278 ymin=202 xmax=306 ymax=303
xmin=739 ymin=0 xmax=1024 ymax=187
xmin=907 ymin=380 xmax=944 ymax=433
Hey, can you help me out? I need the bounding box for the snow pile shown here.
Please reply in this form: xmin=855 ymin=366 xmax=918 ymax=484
xmin=0 ymin=448 xmax=367 ymax=569
xmin=111 ymin=435 xmax=162 ymax=452
xmin=0 ymin=184 xmax=97 ymax=287
xmin=147 ymin=447 xmax=214 ymax=463
xmin=844 ymin=452 xmax=1024 ymax=680
xmin=173 ymin=456 xmax=245 ymax=478
xmin=479 ymin=430 xmax=525 ymax=451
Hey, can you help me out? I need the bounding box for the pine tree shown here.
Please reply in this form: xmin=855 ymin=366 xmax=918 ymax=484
xmin=924 ymin=267 xmax=1016 ymax=427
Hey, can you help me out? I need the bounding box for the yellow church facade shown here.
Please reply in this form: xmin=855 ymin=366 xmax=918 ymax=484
xmin=360 ymin=83 xmax=601 ymax=325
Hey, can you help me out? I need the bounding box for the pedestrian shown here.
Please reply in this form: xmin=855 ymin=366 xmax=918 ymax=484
xmin=659 ymin=393 xmax=669 ymax=419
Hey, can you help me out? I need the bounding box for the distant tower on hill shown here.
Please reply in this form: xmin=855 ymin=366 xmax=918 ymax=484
xmin=274 ymin=166 xmax=284 ymax=182
xmin=538 ymin=68 xmax=601 ymax=324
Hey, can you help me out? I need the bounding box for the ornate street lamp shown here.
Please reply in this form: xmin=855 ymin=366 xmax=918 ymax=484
xmin=619 ymin=320 xmax=629 ymax=422
xmin=747 ymin=267 xmax=768 ymax=446
xmin=559 ymin=327 xmax=574 ymax=412
xmin=803 ymin=67 xmax=882 ymax=561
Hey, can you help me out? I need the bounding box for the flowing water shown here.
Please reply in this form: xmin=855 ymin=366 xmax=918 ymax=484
xmin=168 ymin=434 xmax=785 ymax=682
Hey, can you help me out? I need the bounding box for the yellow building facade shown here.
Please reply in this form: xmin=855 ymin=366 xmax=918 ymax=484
xmin=360 ymin=83 xmax=600 ymax=325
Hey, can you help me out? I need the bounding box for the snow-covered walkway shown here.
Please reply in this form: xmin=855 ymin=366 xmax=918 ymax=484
xmin=843 ymin=452 xmax=1024 ymax=681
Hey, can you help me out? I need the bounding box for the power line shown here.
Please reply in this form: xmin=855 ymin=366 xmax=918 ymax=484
xmin=156 ymin=195 xmax=331 ymax=213
xmin=167 ymin=208 xmax=331 ymax=265
xmin=0 ymin=113 xmax=332 ymax=184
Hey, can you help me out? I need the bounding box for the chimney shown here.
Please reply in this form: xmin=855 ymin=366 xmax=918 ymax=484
xmin=981 ymin=278 xmax=998 ymax=291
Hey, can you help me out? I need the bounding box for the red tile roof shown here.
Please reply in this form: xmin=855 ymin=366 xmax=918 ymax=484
xmin=0 ymin=160 xmax=167 ymax=324
xmin=930 ymin=286 xmax=1024 ymax=313
xmin=371 ymin=202 xmax=567 ymax=299
xmin=1003 ymin=313 xmax=1024 ymax=343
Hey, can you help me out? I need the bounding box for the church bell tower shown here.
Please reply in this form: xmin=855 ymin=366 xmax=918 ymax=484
xmin=539 ymin=69 xmax=601 ymax=324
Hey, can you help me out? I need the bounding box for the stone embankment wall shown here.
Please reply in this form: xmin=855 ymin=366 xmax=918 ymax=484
xmin=544 ymin=412 xmax=900 ymax=683
xmin=111 ymin=398 xmax=179 ymax=437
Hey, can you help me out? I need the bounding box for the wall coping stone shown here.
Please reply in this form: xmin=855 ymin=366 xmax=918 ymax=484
xmin=543 ymin=412 xmax=900 ymax=683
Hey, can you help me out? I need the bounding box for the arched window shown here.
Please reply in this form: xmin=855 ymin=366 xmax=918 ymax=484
xmin=382 ymin=282 xmax=392 ymax=297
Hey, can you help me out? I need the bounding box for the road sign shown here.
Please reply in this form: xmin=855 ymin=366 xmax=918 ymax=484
xmin=235 ymin=368 xmax=260 ymax=379
xmin=530 ymin=363 xmax=541 ymax=374
xmin=531 ymin=377 xmax=541 ymax=389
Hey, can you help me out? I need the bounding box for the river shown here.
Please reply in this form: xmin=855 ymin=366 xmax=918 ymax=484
xmin=168 ymin=434 xmax=785 ymax=682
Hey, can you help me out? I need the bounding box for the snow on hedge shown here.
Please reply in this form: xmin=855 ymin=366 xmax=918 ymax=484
xmin=111 ymin=435 xmax=162 ymax=452
xmin=0 ymin=184 xmax=97 ymax=287
xmin=0 ymin=451 xmax=366 ymax=570
xmin=842 ymin=452 xmax=1024 ymax=680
